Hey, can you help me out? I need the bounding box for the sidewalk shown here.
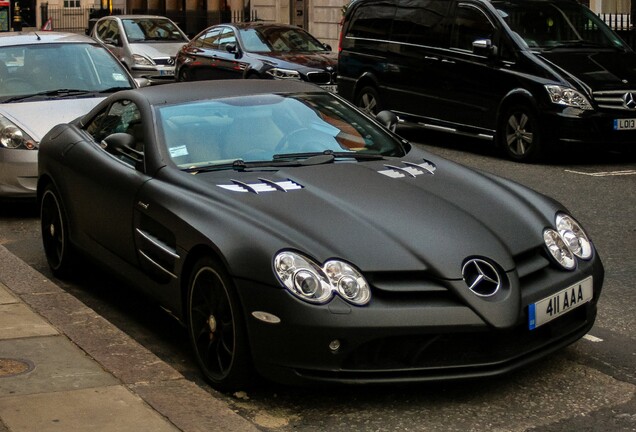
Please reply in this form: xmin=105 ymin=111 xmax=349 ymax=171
xmin=0 ymin=245 xmax=259 ymax=432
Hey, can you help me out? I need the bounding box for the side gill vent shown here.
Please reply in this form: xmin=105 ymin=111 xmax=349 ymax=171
xmin=218 ymin=178 xmax=304 ymax=194
xmin=378 ymin=160 xmax=437 ymax=179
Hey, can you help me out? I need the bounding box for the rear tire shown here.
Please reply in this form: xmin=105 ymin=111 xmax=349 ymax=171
xmin=186 ymin=256 xmax=253 ymax=392
xmin=355 ymin=86 xmax=382 ymax=115
xmin=40 ymin=184 xmax=75 ymax=278
xmin=498 ymin=104 xmax=544 ymax=162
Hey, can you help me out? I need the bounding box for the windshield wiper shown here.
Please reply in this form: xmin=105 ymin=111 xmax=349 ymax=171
xmin=183 ymin=153 xmax=350 ymax=173
xmin=273 ymin=150 xmax=386 ymax=161
xmin=543 ymin=40 xmax=608 ymax=51
xmin=3 ymin=88 xmax=92 ymax=102
xmin=98 ymin=86 xmax=133 ymax=94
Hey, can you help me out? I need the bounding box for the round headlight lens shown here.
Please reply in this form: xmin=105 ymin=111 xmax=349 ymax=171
xmin=556 ymin=213 xmax=592 ymax=260
xmin=544 ymin=228 xmax=576 ymax=270
xmin=274 ymin=251 xmax=371 ymax=305
xmin=0 ymin=116 xmax=37 ymax=150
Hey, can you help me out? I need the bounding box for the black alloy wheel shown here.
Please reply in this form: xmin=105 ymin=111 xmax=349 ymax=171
xmin=40 ymin=184 xmax=74 ymax=278
xmin=187 ymin=256 xmax=252 ymax=391
xmin=499 ymin=104 xmax=544 ymax=162
xmin=177 ymin=68 xmax=191 ymax=82
xmin=356 ymin=86 xmax=382 ymax=115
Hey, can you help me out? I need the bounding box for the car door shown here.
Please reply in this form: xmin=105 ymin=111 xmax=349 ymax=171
xmin=64 ymin=99 xmax=150 ymax=266
xmin=95 ymin=18 xmax=126 ymax=64
xmin=210 ymin=27 xmax=248 ymax=79
xmin=439 ymin=2 xmax=517 ymax=132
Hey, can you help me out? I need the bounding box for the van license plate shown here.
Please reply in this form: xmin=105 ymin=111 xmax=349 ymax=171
xmin=614 ymin=118 xmax=636 ymax=130
xmin=528 ymin=276 xmax=593 ymax=330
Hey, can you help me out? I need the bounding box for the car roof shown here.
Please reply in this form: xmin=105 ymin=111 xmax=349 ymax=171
xmin=100 ymin=15 xmax=176 ymax=21
xmin=128 ymin=80 xmax=329 ymax=106
xmin=215 ymin=22 xmax=304 ymax=31
xmin=0 ymin=31 xmax=97 ymax=46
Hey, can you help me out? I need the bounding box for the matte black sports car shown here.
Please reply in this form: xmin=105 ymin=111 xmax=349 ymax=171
xmin=175 ymin=23 xmax=337 ymax=92
xmin=37 ymin=80 xmax=604 ymax=391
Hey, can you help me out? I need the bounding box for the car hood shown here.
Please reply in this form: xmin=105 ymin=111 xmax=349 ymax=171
xmin=254 ymin=51 xmax=337 ymax=70
xmin=130 ymin=42 xmax=187 ymax=59
xmin=0 ymin=98 xmax=104 ymax=141
xmin=538 ymin=49 xmax=636 ymax=90
xmin=198 ymin=151 xmax=557 ymax=281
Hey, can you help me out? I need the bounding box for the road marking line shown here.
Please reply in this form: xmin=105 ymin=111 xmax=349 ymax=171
xmin=583 ymin=334 xmax=604 ymax=342
xmin=565 ymin=169 xmax=636 ymax=177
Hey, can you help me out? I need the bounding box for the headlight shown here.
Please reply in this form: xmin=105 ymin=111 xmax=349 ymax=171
xmin=556 ymin=213 xmax=592 ymax=260
xmin=544 ymin=228 xmax=576 ymax=270
xmin=274 ymin=251 xmax=371 ymax=305
xmin=0 ymin=115 xmax=37 ymax=150
xmin=132 ymin=54 xmax=155 ymax=66
xmin=266 ymin=68 xmax=302 ymax=80
xmin=544 ymin=213 xmax=594 ymax=270
xmin=545 ymin=85 xmax=593 ymax=110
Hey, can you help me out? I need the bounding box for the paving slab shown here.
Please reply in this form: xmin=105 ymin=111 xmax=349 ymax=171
xmin=0 ymin=284 xmax=16 ymax=305
xmin=0 ymin=303 xmax=58 ymax=339
xmin=0 ymin=385 xmax=179 ymax=432
xmin=0 ymin=335 xmax=118 ymax=397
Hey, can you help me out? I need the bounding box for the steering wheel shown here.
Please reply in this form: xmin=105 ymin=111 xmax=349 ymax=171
xmin=275 ymin=128 xmax=334 ymax=154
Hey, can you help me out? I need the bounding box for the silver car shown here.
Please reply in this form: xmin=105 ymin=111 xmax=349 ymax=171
xmin=91 ymin=15 xmax=189 ymax=84
xmin=0 ymin=31 xmax=138 ymax=198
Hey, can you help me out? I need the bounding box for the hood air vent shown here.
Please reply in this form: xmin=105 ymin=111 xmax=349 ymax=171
xmin=218 ymin=178 xmax=303 ymax=194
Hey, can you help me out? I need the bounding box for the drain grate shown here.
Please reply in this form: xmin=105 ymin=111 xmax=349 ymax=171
xmin=0 ymin=358 xmax=34 ymax=378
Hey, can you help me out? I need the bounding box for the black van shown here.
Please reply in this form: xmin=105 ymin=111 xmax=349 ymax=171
xmin=338 ymin=0 xmax=636 ymax=161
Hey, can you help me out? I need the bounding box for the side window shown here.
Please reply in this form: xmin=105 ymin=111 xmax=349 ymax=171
xmin=347 ymin=1 xmax=396 ymax=40
xmin=450 ymin=4 xmax=495 ymax=51
xmin=218 ymin=28 xmax=237 ymax=51
xmin=195 ymin=28 xmax=223 ymax=49
xmin=392 ymin=0 xmax=450 ymax=47
xmin=85 ymin=100 xmax=144 ymax=167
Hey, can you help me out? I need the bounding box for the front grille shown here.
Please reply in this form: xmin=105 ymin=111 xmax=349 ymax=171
xmin=592 ymin=89 xmax=636 ymax=111
xmin=153 ymin=57 xmax=175 ymax=66
xmin=305 ymin=71 xmax=336 ymax=85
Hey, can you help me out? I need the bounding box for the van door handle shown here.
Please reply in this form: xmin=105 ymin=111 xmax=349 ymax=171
xmin=442 ymin=59 xmax=456 ymax=64
xmin=424 ymin=56 xmax=439 ymax=61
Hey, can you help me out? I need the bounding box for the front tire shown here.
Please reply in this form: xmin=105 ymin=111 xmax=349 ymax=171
xmin=40 ymin=184 xmax=75 ymax=278
xmin=498 ymin=104 xmax=544 ymax=162
xmin=186 ymin=256 xmax=252 ymax=392
xmin=355 ymin=86 xmax=382 ymax=115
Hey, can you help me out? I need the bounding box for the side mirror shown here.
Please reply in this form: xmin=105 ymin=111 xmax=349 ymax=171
xmin=101 ymin=132 xmax=144 ymax=170
xmin=134 ymin=77 xmax=152 ymax=88
xmin=472 ymin=39 xmax=498 ymax=58
xmin=376 ymin=110 xmax=398 ymax=133
xmin=226 ymin=43 xmax=237 ymax=54
xmin=323 ymin=43 xmax=332 ymax=51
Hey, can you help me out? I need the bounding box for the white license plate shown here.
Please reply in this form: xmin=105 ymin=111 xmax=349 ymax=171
xmin=528 ymin=276 xmax=593 ymax=330
xmin=613 ymin=118 xmax=636 ymax=130
xmin=320 ymin=84 xmax=338 ymax=93
xmin=160 ymin=69 xmax=175 ymax=76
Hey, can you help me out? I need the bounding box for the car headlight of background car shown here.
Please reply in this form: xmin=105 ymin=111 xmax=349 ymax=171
xmin=544 ymin=212 xmax=593 ymax=270
xmin=133 ymin=53 xmax=155 ymax=66
xmin=274 ymin=251 xmax=371 ymax=305
xmin=266 ymin=68 xmax=302 ymax=80
xmin=545 ymin=85 xmax=593 ymax=110
xmin=0 ymin=115 xmax=37 ymax=150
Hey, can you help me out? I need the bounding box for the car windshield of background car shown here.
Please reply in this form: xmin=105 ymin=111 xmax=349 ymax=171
xmin=240 ymin=28 xmax=327 ymax=52
xmin=0 ymin=43 xmax=134 ymax=101
xmin=494 ymin=1 xmax=625 ymax=50
xmin=123 ymin=19 xmax=188 ymax=42
xmin=157 ymin=93 xmax=406 ymax=168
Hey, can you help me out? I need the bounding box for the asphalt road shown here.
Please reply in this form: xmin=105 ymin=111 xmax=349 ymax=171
xmin=0 ymin=127 xmax=634 ymax=432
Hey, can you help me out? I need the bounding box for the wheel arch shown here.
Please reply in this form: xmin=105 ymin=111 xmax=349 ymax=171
xmin=353 ymin=71 xmax=381 ymax=102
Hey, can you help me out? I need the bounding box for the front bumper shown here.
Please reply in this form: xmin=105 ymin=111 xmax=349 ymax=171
xmin=235 ymin=255 xmax=603 ymax=385
xmin=130 ymin=66 xmax=176 ymax=84
xmin=0 ymin=147 xmax=38 ymax=197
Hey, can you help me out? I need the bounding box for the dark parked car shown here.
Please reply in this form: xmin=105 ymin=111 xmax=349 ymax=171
xmin=338 ymin=0 xmax=636 ymax=161
xmin=91 ymin=15 xmax=189 ymax=84
xmin=38 ymin=80 xmax=603 ymax=391
xmin=175 ymin=23 xmax=337 ymax=92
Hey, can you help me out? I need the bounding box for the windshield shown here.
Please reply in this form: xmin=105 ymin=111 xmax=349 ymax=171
xmin=157 ymin=93 xmax=406 ymax=169
xmin=493 ymin=0 xmax=626 ymax=50
xmin=239 ymin=27 xmax=328 ymax=53
xmin=123 ymin=18 xmax=188 ymax=42
xmin=0 ymin=43 xmax=134 ymax=102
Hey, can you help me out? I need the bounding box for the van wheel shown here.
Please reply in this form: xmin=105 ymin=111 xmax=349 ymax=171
xmin=356 ymin=86 xmax=382 ymax=115
xmin=498 ymin=104 xmax=544 ymax=162
xmin=187 ymin=256 xmax=253 ymax=392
